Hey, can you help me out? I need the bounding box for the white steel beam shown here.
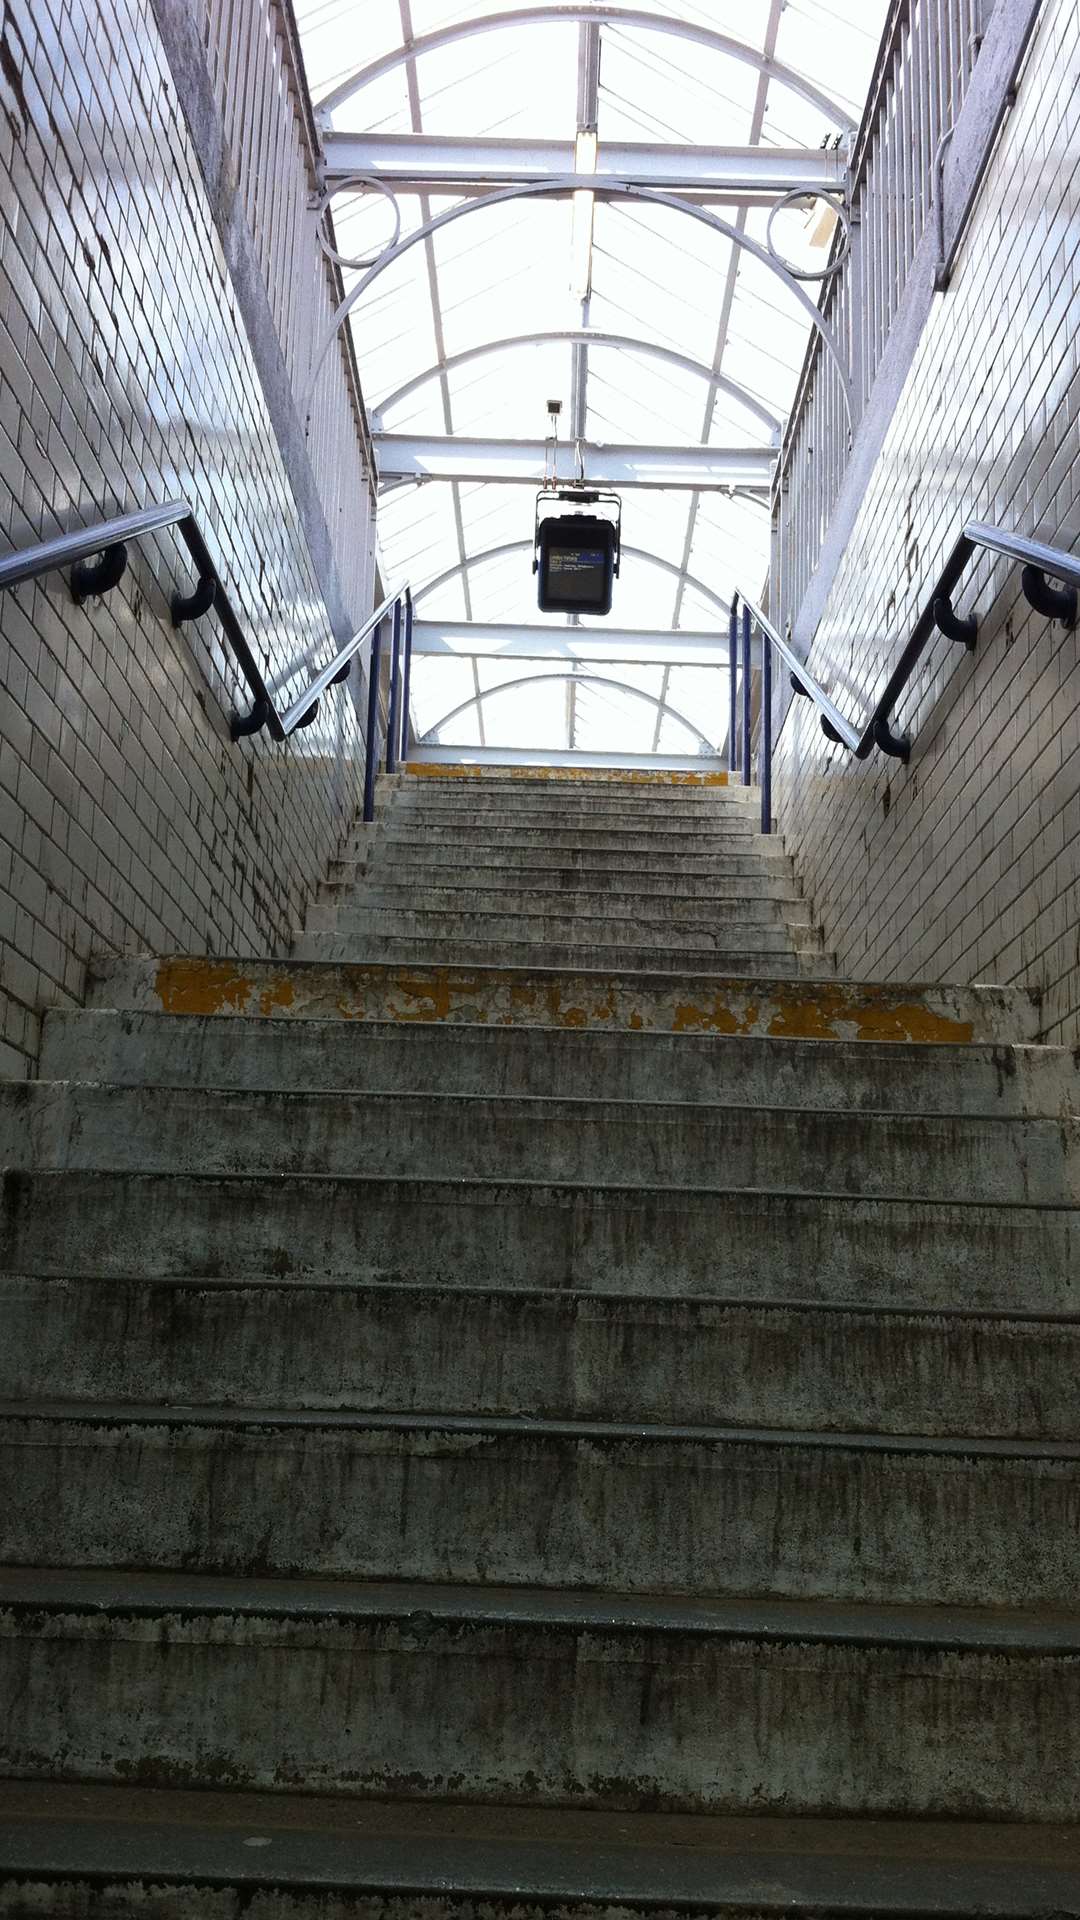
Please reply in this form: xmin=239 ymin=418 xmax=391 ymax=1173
xmin=410 ymin=744 xmax=727 ymax=772
xmin=377 ymin=436 xmax=775 ymax=490
xmin=322 ymin=132 xmax=843 ymax=200
xmin=412 ymin=619 xmax=760 ymax=667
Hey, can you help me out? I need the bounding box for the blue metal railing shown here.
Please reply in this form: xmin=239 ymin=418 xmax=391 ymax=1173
xmin=362 ymin=584 xmax=413 ymax=821
xmin=736 ymin=520 xmax=1080 ymax=836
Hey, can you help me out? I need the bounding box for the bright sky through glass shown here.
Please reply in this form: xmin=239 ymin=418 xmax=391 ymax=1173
xmin=296 ymin=0 xmax=888 ymax=757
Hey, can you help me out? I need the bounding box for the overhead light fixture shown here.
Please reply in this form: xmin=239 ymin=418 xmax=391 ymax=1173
xmin=570 ymin=128 xmax=598 ymax=301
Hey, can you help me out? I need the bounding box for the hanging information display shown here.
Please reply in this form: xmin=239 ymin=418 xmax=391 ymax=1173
xmin=534 ymin=491 xmax=622 ymax=617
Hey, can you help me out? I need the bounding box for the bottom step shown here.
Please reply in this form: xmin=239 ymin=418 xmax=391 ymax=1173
xmin=0 ymin=1782 xmax=1078 ymax=1917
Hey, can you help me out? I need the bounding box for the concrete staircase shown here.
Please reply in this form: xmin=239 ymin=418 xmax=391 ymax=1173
xmin=2 ymin=761 xmax=1080 ymax=1917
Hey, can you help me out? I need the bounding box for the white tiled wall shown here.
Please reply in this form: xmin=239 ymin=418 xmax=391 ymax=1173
xmin=0 ymin=0 xmax=374 ymax=1076
xmin=774 ymin=0 xmax=1080 ymax=1044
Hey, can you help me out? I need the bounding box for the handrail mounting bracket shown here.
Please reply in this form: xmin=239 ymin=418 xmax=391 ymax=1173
xmin=871 ymin=715 xmax=910 ymax=762
xmin=1021 ymin=564 xmax=1077 ymax=629
xmin=71 ymin=543 xmax=128 ymax=604
xmin=172 ymin=573 xmax=218 ymax=628
xmin=933 ymin=593 xmax=977 ymax=649
xmin=231 ymin=696 xmax=273 ymax=740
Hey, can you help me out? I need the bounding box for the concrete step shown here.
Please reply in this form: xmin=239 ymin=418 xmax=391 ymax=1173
xmin=316 ymin=882 xmax=813 ymax=928
xmin=2 ymin=1570 xmax=1080 ymax=1822
xmin=362 ymin=823 xmax=761 ymax=854
xmin=85 ymin=955 xmax=1041 ymax=1044
xmin=6 ymin=1169 xmax=1075 ymax=1310
xmin=6 ymin=1270 xmax=1079 ymax=1436
xmin=302 ymin=905 xmax=811 ymax=956
xmin=384 ymin=800 xmax=761 ymax=830
xmin=6 ymin=1566 xmax=1076 ymax=1820
xmin=389 ymin=771 xmax=753 ymax=797
xmin=386 ymin=781 xmax=756 ymax=807
xmin=39 ymin=1014 xmax=1077 ymax=1114
xmin=5 ymin=1083 xmax=1073 ymax=1200
xmin=330 ymin=856 xmax=803 ymax=897
xmin=344 ymin=843 xmax=791 ymax=878
xmin=397 ymin=766 xmax=744 ymax=790
xmin=2 ymin=1411 xmax=1079 ymax=1604
xmin=289 ymin=932 xmax=813 ymax=974
xmin=2 ymin=1783 xmax=1079 ymax=1920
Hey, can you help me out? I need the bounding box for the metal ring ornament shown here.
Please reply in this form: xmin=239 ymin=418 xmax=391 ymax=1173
xmin=765 ymin=189 xmax=851 ymax=282
xmin=315 ymin=174 xmax=403 ymax=272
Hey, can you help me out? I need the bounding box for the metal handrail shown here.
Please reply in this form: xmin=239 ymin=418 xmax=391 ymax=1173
xmin=736 ymin=522 xmax=1080 ymax=808
xmin=0 ymin=500 xmax=412 ymax=750
xmin=732 ymin=589 xmax=859 ymax=752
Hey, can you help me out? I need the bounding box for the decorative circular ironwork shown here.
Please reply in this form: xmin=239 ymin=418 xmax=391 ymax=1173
xmin=765 ymin=189 xmax=851 ymax=283
xmin=316 ymin=175 xmax=403 ymax=272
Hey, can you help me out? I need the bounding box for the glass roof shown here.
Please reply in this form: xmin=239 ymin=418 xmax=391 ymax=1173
xmin=295 ymin=0 xmax=888 ymax=758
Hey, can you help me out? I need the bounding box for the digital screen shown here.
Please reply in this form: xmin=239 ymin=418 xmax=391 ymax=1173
xmin=545 ymin=547 xmax=608 ymax=606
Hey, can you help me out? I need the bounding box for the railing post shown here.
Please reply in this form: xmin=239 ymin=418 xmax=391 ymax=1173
xmin=761 ymin=628 xmax=772 ymax=834
xmin=386 ymin=597 xmax=402 ymax=777
xmin=399 ymin=588 xmax=414 ymax=767
xmin=728 ymin=599 xmax=738 ymax=778
xmin=362 ymin=615 xmax=384 ymax=825
xmin=741 ymin=601 xmax=752 ymax=786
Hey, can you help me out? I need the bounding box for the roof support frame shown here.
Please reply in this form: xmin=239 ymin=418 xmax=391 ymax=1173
xmin=411 ymin=539 xmax=732 ymax=617
xmin=313 ymin=6 xmax=858 ymax=132
xmin=422 ymin=670 xmax=718 ymax=751
xmin=411 ymin=618 xmax=758 ymax=667
xmin=375 ymin=436 xmax=775 ymax=489
xmin=672 ymin=0 xmax=784 ymax=632
xmin=372 ymin=330 xmax=782 ymax=435
xmin=303 ymin=177 xmax=855 ymax=428
xmin=395 ymin=0 xmax=485 ymax=743
xmin=320 ymin=131 xmax=845 ymax=200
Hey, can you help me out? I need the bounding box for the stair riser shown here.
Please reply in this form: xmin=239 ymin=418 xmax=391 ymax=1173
xmin=382 ymin=803 xmax=761 ymax=828
xmin=290 ymin=935 xmax=811 ymax=975
xmin=361 ymin=828 xmax=764 ymax=855
xmin=384 ymin=802 xmax=761 ymax=827
xmin=306 ymin=909 xmax=809 ymax=954
xmin=5 ymin=1277 xmax=1078 ymax=1437
xmin=3 ymin=1088 xmax=1071 ymax=1200
xmin=393 ymin=771 xmax=743 ymax=791
xmin=1 ymin=1613 xmax=1077 ymax=1819
xmin=6 ymin=1172 xmax=1075 ymax=1310
xmin=39 ymin=1017 xmax=1077 ymax=1115
xmin=87 ymin=958 xmax=1037 ymax=1043
xmin=1 ymin=1418 xmax=1077 ymax=1606
xmin=390 ymin=783 xmax=753 ymax=806
xmin=340 ymin=849 xmax=790 ymax=879
xmin=331 ymin=861 xmax=802 ymax=898
xmin=316 ymin=889 xmax=812 ymax=928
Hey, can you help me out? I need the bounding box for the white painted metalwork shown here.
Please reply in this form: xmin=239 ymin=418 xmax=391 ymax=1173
xmin=373 ymin=331 xmax=781 ymax=434
xmin=411 ymin=542 xmax=730 ymax=616
xmin=305 ymin=178 xmax=855 ymax=424
xmin=775 ymin=0 xmax=985 ymax=641
xmin=313 ymin=175 xmax=402 ymax=271
xmin=292 ymin=0 xmax=884 ymax=760
xmin=376 ymin=435 xmax=775 ymax=490
xmin=410 ymin=745 xmax=725 ymax=772
xmin=423 ymin=672 xmax=718 ymax=751
xmin=412 ymin=620 xmax=753 ymax=667
xmin=195 ymin=0 xmax=374 ymax=620
xmin=313 ymin=6 xmax=859 ymax=131
xmin=320 ymin=131 xmax=845 ymax=199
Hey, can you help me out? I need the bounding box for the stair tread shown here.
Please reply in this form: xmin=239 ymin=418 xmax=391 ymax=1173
xmin=1 ymin=1781 xmax=1078 ymax=1915
xmin=4 ymin=1564 xmax=1080 ymax=1649
xmin=8 ymin=1268 xmax=1080 ymax=1322
xmin=6 ymin=1398 xmax=1080 ymax=1460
